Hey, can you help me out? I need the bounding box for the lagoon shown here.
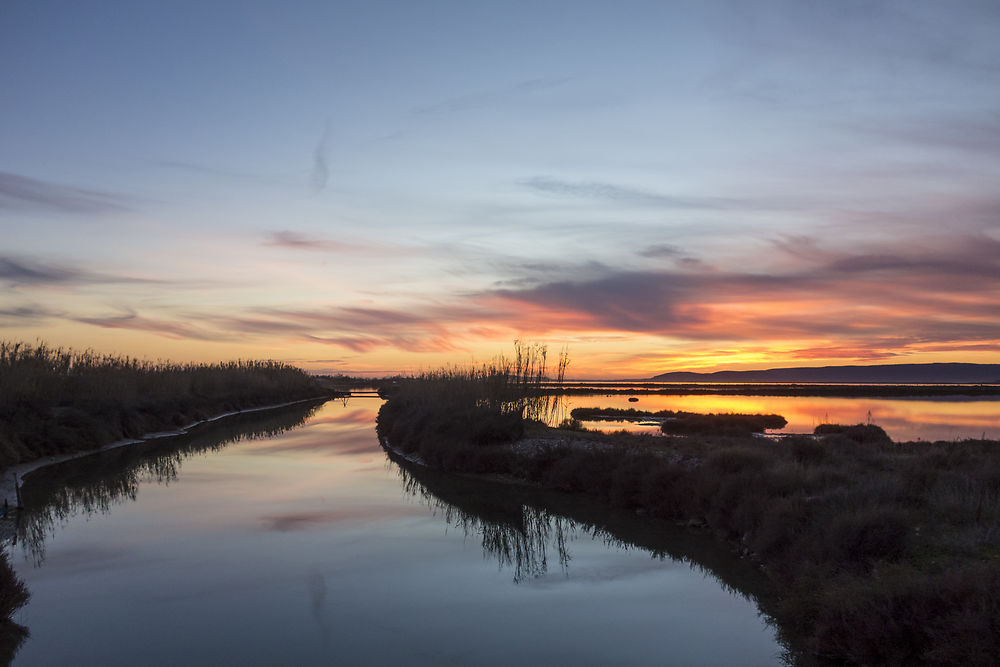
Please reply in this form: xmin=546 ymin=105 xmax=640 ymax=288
xmin=560 ymin=391 xmax=1000 ymax=441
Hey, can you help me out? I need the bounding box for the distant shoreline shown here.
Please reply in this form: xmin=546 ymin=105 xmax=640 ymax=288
xmin=536 ymin=382 xmax=1000 ymax=398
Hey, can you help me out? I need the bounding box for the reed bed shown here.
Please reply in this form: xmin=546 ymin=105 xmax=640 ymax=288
xmin=377 ymin=342 xmax=569 ymax=454
xmin=0 ymin=340 xmax=324 ymax=469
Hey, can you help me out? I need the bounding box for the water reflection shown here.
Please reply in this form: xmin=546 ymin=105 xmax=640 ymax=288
xmin=11 ymin=398 xmax=791 ymax=666
xmin=15 ymin=400 xmax=322 ymax=565
xmin=385 ymin=447 xmax=801 ymax=662
xmin=558 ymin=392 xmax=1000 ymax=441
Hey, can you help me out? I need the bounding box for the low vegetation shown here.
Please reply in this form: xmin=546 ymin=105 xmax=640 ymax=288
xmin=378 ymin=356 xmax=1000 ymax=665
xmin=0 ymin=340 xmax=329 ymax=470
xmin=570 ymin=407 xmax=787 ymax=435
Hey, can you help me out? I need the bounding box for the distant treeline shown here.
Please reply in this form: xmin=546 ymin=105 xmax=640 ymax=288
xmin=0 ymin=340 xmax=329 ymax=471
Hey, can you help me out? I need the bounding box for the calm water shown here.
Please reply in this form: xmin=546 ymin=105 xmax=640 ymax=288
xmin=9 ymin=398 xmax=788 ymax=666
xmin=560 ymin=392 xmax=1000 ymax=441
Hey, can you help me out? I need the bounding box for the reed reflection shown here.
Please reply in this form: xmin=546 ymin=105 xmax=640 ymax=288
xmin=390 ymin=446 xmax=763 ymax=593
xmin=389 ymin=448 xmax=803 ymax=663
xmin=15 ymin=401 xmax=323 ymax=565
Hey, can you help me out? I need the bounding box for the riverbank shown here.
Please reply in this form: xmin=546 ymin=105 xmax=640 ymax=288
xmin=376 ymin=386 xmax=1000 ymax=665
xmin=0 ymin=340 xmax=342 ymax=471
xmin=0 ymin=396 xmax=329 ymax=510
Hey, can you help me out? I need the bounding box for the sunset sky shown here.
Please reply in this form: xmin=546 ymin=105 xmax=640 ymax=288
xmin=2 ymin=1 xmax=999 ymax=377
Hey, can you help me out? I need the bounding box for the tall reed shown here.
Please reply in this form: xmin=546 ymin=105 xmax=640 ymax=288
xmin=0 ymin=340 xmax=323 ymax=469
xmin=377 ymin=342 xmax=569 ymax=452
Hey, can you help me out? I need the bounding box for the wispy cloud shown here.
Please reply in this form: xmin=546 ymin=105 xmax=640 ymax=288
xmin=0 ymin=303 xmax=62 ymax=325
xmin=519 ymin=176 xmax=750 ymax=210
xmin=0 ymin=171 xmax=130 ymax=215
xmin=263 ymin=231 xmax=363 ymax=253
xmin=262 ymin=230 xmax=430 ymax=257
xmin=74 ymin=309 xmax=219 ymax=341
xmin=0 ymin=255 xmax=160 ymax=287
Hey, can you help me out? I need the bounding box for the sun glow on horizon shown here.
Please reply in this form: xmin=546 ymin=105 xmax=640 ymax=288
xmin=1 ymin=3 xmax=998 ymax=376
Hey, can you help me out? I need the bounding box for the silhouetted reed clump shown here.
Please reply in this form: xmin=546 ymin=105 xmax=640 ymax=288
xmin=377 ymin=342 xmax=568 ymax=461
xmin=0 ymin=340 xmax=324 ymax=469
xmin=379 ymin=359 xmax=1000 ymax=666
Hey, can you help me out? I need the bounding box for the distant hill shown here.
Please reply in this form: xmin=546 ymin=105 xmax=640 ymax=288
xmin=650 ymin=363 xmax=1000 ymax=384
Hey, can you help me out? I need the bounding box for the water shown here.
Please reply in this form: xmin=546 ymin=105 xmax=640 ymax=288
xmin=9 ymin=398 xmax=788 ymax=666
xmin=556 ymin=391 xmax=1000 ymax=441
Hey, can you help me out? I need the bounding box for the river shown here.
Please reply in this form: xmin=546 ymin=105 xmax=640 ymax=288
xmin=8 ymin=397 xmax=790 ymax=666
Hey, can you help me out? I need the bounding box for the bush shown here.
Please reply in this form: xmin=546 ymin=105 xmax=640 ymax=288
xmin=829 ymin=506 xmax=912 ymax=570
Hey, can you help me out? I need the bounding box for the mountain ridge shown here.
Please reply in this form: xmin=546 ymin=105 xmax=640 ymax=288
xmin=649 ymin=363 xmax=1000 ymax=384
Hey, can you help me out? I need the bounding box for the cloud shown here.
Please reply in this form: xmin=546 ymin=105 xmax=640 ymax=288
xmin=0 ymin=255 xmax=159 ymax=287
xmin=262 ymin=230 xmax=423 ymax=256
xmin=264 ymin=230 xmax=358 ymax=252
xmin=0 ymin=256 xmax=78 ymax=284
xmin=519 ymin=176 xmax=749 ymax=210
xmin=0 ymin=171 xmax=129 ymax=214
xmin=0 ymin=304 xmax=62 ymax=325
xmin=637 ymin=244 xmax=685 ymax=258
xmin=75 ymin=310 xmax=219 ymax=341
xmin=482 ymin=234 xmax=1000 ymax=354
xmin=199 ymin=301 xmax=498 ymax=353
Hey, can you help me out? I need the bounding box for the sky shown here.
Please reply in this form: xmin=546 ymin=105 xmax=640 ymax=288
xmin=2 ymin=1 xmax=999 ymax=378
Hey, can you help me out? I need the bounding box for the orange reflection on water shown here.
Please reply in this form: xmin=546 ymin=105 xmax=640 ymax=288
xmin=561 ymin=393 xmax=1000 ymax=442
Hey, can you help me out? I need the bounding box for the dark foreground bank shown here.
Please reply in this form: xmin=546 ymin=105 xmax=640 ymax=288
xmin=377 ymin=379 xmax=1000 ymax=665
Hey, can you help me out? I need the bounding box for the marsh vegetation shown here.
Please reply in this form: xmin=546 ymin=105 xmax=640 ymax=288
xmin=569 ymin=407 xmax=787 ymax=435
xmin=378 ymin=354 xmax=1000 ymax=665
xmin=0 ymin=340 xmax=329 ymax=470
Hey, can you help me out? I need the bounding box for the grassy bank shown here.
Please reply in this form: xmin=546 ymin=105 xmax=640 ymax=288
xmin=0 ymin=340 xmax=331 ymax=471
xmin=377 ymin=369 xmax=1000 ymax=665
